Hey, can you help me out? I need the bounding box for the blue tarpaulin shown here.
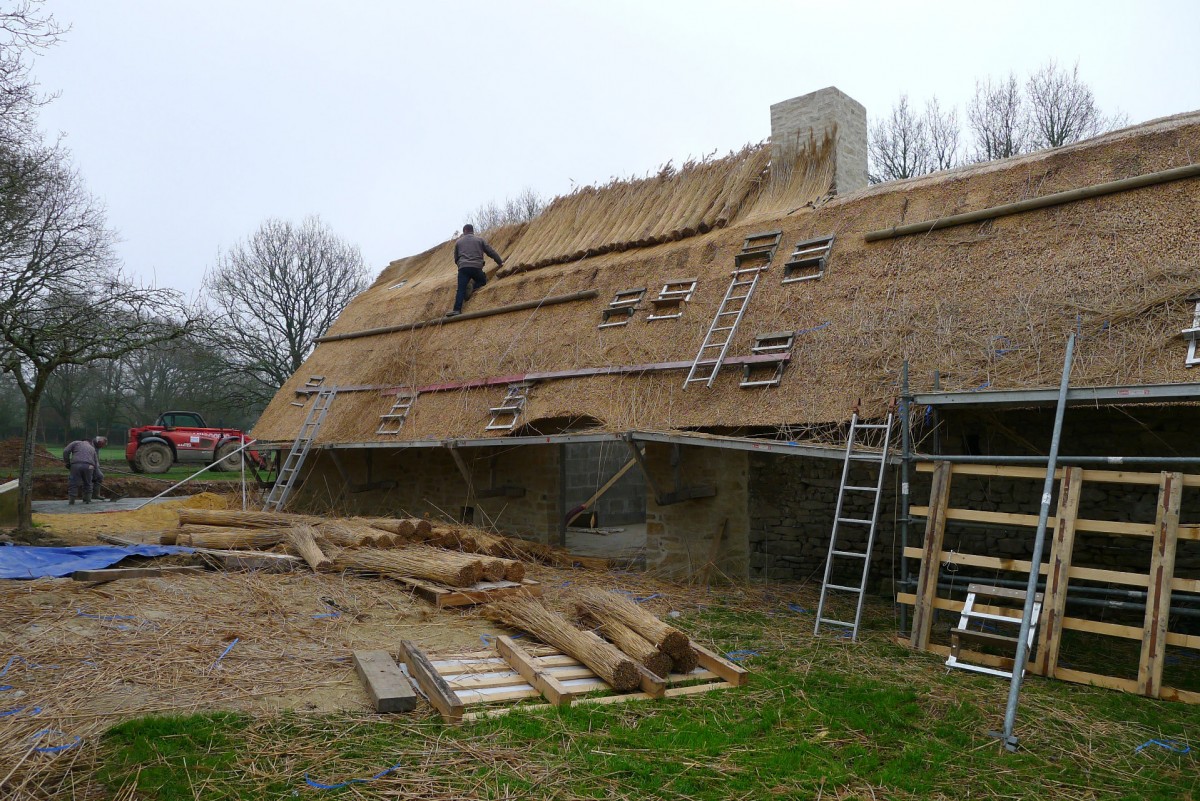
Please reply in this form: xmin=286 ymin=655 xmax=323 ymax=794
xmin=0 ymin=545 xmax=195 ymax=580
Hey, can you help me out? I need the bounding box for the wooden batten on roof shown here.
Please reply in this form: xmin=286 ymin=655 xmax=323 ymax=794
xmin=252 ymin=111 xmax=1200 ymax=446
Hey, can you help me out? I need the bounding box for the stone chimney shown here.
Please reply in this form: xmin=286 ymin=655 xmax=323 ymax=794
xmin=770 ymin=86 xmax=867 ymax=195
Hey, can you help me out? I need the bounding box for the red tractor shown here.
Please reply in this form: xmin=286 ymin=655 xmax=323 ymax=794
xmin=125 ymin=411 xmax=265 ymax=474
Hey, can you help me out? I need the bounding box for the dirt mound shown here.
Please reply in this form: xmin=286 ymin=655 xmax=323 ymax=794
xmin=0 ymin=437 xmax=55 ymax=469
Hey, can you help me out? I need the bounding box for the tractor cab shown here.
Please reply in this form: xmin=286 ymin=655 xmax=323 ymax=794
xmin=156 ymin=411 xmax=207 ymax=430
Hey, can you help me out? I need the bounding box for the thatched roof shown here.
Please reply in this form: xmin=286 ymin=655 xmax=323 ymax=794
xmin=252 ymin=111 xmax=1200 ymax=446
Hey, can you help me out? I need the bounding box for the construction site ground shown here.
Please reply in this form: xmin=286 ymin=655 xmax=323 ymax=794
xmin=0 ymin=495 xmax=1197 ymax=800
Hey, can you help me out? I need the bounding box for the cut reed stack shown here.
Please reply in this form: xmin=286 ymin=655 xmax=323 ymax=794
xmin=174 ymin=530 xmax=285 ymax=549
xmin=485 ymin=598 xmax=640 ymax=691
xmin=287 ymin=524 xmax=332 ymax=572
xmin=177 ymin=509 xmax=320 ymax=529
xmin=574 ymin=587 xmax=698 ymax=674
xmin=581 ymin=613 xmax=672 ymax=679
xmin=333 ymin=546 xmax=484 ymax=587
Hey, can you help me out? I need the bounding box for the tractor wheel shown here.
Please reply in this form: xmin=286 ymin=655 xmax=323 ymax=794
xmin=134 ymin=442 xmax=173 ymax=474
xmin=213 ymin=441 xmax=243 ymax=472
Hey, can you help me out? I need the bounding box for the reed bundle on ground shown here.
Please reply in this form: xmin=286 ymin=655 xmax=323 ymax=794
xmin=333 ymin=546 xmax=483 ymax=587
xmin=359 ymin=517 xmax=430 ymax=539
xmin=581 ymin=612 xmax=671 ymax=678
xmin=573 ymin=587 xmax=691 ymax=661
xmin=175 ymin=530 xmax=285 ymax=549
xmin=317 ymin=520 xmax=390 ymax=548
xmin=485 ymin=598 xmax=640 ymax=691
xmin=287 ymin=524 xmax=332 ymax=572
xmin=177 ymin=509 xmax=318 ymax=529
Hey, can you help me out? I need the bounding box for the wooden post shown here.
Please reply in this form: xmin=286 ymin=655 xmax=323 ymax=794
xmin=1138 ymin=472 xmax=1182 ymax=697
xmin=910 ymin=461 xmax=952 ymax=650
xmin=1035 ymin=466 xmax=1082 ymax=676
xmin=352 ymin=650 xmax=417 ymax=713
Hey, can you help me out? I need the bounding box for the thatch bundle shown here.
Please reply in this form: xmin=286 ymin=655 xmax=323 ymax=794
xmin=581 ymin=613 xmax=671 ymax=679
xmin=317 ymin=520 xmax=390 ymax=548
xmin=573 ymin=588 xmax=691 ymax=661
xmin=287 ymin=524 xmax=332 ymax=572
xmin=175 ymin=530 xmax=285 ymax=549
xmin=358 ymin=517 xmax=430 ymax=539
xmin=177 ymin=509 xmax=318 ymax=529
xmin=333 ymin=545 xmax=483 ymax=587
xmin=485 ymin=598 xmax=640 ymax=691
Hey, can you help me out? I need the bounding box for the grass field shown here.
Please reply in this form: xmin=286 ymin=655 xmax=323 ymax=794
xmin=86 ymin=603 xmax=1200 ymax=800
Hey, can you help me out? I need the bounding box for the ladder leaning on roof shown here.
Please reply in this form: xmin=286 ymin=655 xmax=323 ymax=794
xmin=814 ymin=412 xmax=894 ymax=641
xmin=683 ymin=231 xmax=782 ymax=388
xmin=263 ymin=386 xmax=337 ymax=512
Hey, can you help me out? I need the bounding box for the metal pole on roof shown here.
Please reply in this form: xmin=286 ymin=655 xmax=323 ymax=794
xmin=997 ymin=333 xmax=1075 ymax=752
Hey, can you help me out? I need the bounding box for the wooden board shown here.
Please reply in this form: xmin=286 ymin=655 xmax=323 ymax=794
xmin=72 ymin=566 xmax=205 ymax=582
xmin=400 ymin=640 xmax=464 ymax=722
xmin=396 ymin=578 xmax=544 ymax=607
xmin=496 ymin=635 xmax=576 ymax=706
xmin=213 ymin=552 xmax=297 ymax=572
xmin=910 ymin=461 xmax=952 ymax=650
xmin=352 ymin=650 xmax=417 ymax=713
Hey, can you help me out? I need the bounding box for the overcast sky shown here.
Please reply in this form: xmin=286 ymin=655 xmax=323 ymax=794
xmin=29 ymin=0 xmax=1200 ymax=296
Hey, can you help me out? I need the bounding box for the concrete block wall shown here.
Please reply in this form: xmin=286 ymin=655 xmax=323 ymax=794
xmin=770 ymin=86 xmax=868 ymax=195
xmin=644 ymin=443 xmax=749 ymax=581
xmin=562 ymin=441 xmax=646 ymax=526
xmin=297 ymin=445 xmax=562 ymax=543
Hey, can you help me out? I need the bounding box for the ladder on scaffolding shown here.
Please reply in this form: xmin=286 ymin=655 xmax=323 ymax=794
xmin=814 ymin=412 xmax=894 ymax=641
xmin=263 ymin=387 xmax=336 ymax=512
xmin=683 ymin=231 xmax=781 ymax=388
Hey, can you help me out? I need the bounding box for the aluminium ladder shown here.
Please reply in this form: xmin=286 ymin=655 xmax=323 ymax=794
xmin=683 ymin=231 xmax=781 ymax=388
xmin=263 ymin=386 xmax=337 ymax=512
xmin=814 ymin=412 xmax=894 ymax=641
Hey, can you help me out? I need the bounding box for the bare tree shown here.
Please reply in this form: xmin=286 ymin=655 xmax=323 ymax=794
xmin=465 ymin=187 xmax=546 ymax=232
xmin=0 ymin=1 xmax=63 ymax=144
xmin=203 ymin=216 xmax=369 ymax=405
xmin=967 ymin=73 xmax=1029 ymax=161
xmin=925 ymin=98 xmax=960 ymax=171
xmin=1027 ymin=60 xmax=1127 ymax=148
xmin=0 ymin=148 xmax=196 ymax=528
xmin=868 ymin=95 xmax=930 ymax=183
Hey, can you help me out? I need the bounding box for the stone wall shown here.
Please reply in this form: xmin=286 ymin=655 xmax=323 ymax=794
xmin=644 ymin=443 xmax=749 ymax=581
xmin=748 ymin=453 xmax=900 ymax=586
xmin=296 ymin=445 xmax=563 ymax=543
xmin=562 ymin=441 xmax=646 ymax=526
xmin=769 ymin=86 xmax=868 ymax=195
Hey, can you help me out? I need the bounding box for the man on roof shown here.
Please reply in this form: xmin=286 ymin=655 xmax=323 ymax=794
xmin=446 ymin=223 xmax=503 ymax=317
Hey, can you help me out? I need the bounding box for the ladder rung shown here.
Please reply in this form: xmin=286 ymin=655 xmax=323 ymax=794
xmin=832 ymin=550 xmax=867 ymax=558
xmin=844 ymin=485 xmax=878 ymax=492
xmin=836 ymin=517 xmax=874 ymax=525
xmin=848 ymin=453 xmax=885 ymax=462
xmin=490 ymin=405 xmax=523 ymax=414
xmin=818 ymin=617 xmax=854 ymax=627
xmin=739 ymin=380 xmax=780 ymax=387
xmin=854 ymin=423 xmax=889 ymax=430
xmin=961 ymin=610 xmax=1023 ymax=625
xmin=825 ymin=584 xmax=863 ymax=593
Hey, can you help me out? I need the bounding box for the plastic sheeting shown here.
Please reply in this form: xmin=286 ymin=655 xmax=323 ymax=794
xmin=0 ymin=545 xmax=195 ymax=580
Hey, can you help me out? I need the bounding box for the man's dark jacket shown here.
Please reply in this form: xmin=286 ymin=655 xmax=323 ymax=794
xmin=454 ymin=233 xmax=503 ymax=271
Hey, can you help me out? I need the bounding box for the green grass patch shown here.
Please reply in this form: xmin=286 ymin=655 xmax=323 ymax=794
xmin=89 ymin=604 xmax=1200 ymax=800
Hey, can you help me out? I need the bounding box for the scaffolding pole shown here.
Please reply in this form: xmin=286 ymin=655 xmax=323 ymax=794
xmin=997 ymin=333 xmax=1075 ymax=752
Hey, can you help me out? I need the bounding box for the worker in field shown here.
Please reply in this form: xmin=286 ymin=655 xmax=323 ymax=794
xmin=446 ymin=223 xmax=503 ymax=317
xmin=63 ymin=435 xmax=101 ymax=505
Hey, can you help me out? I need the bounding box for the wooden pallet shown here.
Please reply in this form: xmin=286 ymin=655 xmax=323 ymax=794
xmin=400 ymin=639 xmax=747 ymax=723
xmin=395 ymin=577 xmax=544 ymax=607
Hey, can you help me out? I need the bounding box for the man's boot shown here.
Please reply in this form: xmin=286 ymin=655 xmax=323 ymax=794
xmin=82 ymin=495 xmax=90 ymax=504
xmin=68 ymin=497 xmax=75 ymax=506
